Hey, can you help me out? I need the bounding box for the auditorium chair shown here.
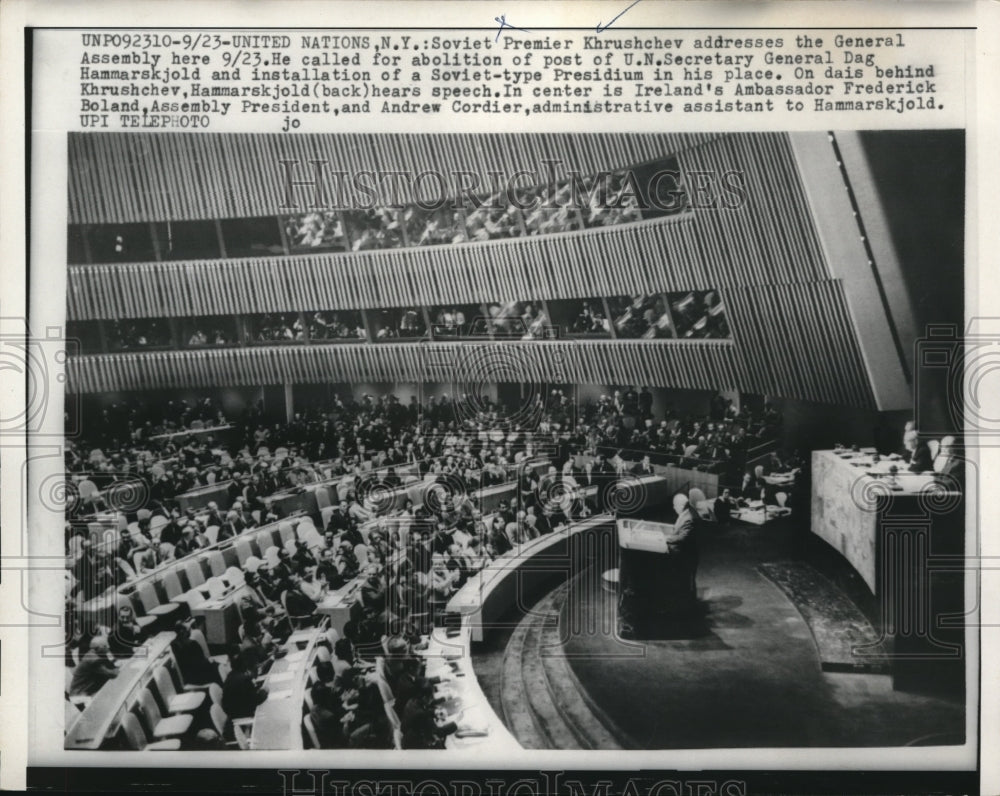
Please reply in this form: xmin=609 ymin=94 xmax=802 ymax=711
xmin=232 ymin=718 xmax=253 ymax=749
xmin=132 ymin=581 xmax=181 ymax=629
xmin=298 ymin=524 xmax=325 ymax=554
xmin=280 ymin=592 xmax=315 ymax=630
xmin=148 ymin=515 xmax=168 ymax=541
xmin=65 ymin=698 xmax=83 ymax=738
xmin=277 ymin=522 xmax=297 ymax=549
xmin=206 ymin=472 xmax=217 ymax=485
xmin=222 ymin=566 xmax=245 ymax=589
xmin=190 ymin=627 xmax=213 ymax=660
xmin=262 ymin=546 xmax=281 ymax=570
xmin=204 ymin=550 xmax=227 ymax=579
xmin=158 ymin=570 xmax=188 ymax=613
xmin=314 ymin=486 xmax=332 ymax=510
xmin=204 ymin=526 xmax=220 ymax=545
xmin=180 ymin=558 xmax=207 ymax=591
xmin=136 ymin=687 xmax=193 ymax=740
xmin=383 ymin=701 xmax=402 ymax=734
xmin=209 ymin=703 xmax=247 ymax=748
xmin=203 ymin=577 xmax=228 ymax=600
xmin=153 ymin=665 xmax=206 ymax=715
xmin=78 ymin=479 xmax=104 ymax=511
xmin=116 ymin=557 xmax=138 ymax=582
xmin=320 ymin=506 xmax=335 ymax=530
xmin=233 ymin=538 xmax=256 ymax=566
xmin=120 ymin=711 xmax=182 ymax=751
xmin=243 ymin=555 xmax=264 ymax=574
xmin=303 ymin=714 xmax=321 ymax=749
xmin=928 ymin=439 xmax=940 ymax=460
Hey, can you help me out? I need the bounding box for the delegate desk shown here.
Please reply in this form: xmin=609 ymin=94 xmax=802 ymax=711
xmin=421 ymin=623 xmax=522 ymax=752
xmin=316 ymin=579 xmax=365 ymax=637
xmin=250 ymin=625 xmax=326 ymax=750
xmin=176 ymin=480 xmax=233 ymax=513
xmin=574 ymin=454 xmax=721 ymax=500
xmin=78 ymin=515 xmax=306 ymax=630
xmin=190 ymin=584 xmax=249 ymax=647
xmin=811 ymin=449 xmax=940 ymax=593
xmin=447 ymin=514 xmax=616 ymax=642
xmin=64 ymin=632 xmax=176 ymax=750
xmin=269 ymin=462 xmax=424 ymax=519
xmin=149 ymin=424 xmax=235 ymax=444
xmin=811 ymin=448 xmax=964 ymax=694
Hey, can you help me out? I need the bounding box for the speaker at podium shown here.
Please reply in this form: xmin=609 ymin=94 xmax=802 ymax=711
xmin=614 ymin=512 xmax=700 ymax=640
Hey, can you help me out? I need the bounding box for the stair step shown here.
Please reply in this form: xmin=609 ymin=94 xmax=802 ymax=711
xmin=539 ymin=596 xmax=631 ymax=750
xmin=521 ymin=611 xmax=587 ymax=749
xmin=499 ymin=604 xmax=551 ymax=749
xmin=498 ymin=574 xmax=635 ymax=750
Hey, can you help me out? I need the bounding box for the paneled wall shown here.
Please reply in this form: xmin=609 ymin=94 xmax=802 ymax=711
xmin=65 ymin=133 xmax=881 ymax=408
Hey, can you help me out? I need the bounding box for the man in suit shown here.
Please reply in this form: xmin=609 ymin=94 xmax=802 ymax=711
xmin=69 ymin=636 xmax=119 ymax=696
xmin=632 ymin=454 xmax=655 ymax=476
xmin=282 ymin=574 xmax=318 ymax=626
xmin=221 ymin=649 xmax=268 ymax=720
xmin=904 ymin=430 xmax=934 ymax=473
xmin=666 ymin=493 xmax=699 ymax=606
xmin=324 ymin=500 xmax=354 ymax=535
xmin=933 ymin=435 xmax=964 ymax=490
xmin=172 ymin=621 xmax=221 ymax=685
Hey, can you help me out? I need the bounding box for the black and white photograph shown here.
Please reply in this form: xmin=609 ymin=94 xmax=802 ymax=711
xmin=59 ymin=129 xmax=968 ymax=756
xmin=4 ymin=4 xmax=997 ymax=794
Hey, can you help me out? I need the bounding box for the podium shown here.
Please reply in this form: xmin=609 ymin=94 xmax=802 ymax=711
xmin=616 ymin=519 xmax=697 ymax=638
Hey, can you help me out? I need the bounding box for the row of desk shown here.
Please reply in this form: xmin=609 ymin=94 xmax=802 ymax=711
xmin=64 ymin=632 xmax=177 ymax=750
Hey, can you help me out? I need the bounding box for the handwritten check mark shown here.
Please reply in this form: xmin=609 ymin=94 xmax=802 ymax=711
xmin=595 ymin=0 xmax=643 ymax=33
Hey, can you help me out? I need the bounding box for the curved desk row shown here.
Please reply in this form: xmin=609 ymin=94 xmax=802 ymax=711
xmin=64 ymin=631 xmax=177 ymax=750
xmin=251 ymin=625 xmax=328 ymax=750
xmin=447 ymin=514 xmax=617 ymax=642
xmin=79 ymin=514 xmax=312 ymax=631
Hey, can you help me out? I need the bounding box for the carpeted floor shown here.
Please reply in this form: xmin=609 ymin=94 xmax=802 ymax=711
xmin=758 ymin=560 xmax=890 ymax=673
xmin=475 ymin=514 xmax=965 ymax=749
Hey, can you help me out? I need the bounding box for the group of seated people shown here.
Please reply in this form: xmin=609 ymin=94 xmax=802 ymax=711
xmin=275 ymin=156 xmax=686 ymax=256
xmin=374 ymin=307 xmax=427 ymax=339
xmin=570 ymin=389 xmax=779 ymax=479
xmin=893 ymin=423 xmax=963 ymax=484
xmin=187 ymin=326 xmax=236 ymax=348
xmin=85 ymin=283 xmax=730 ymax=354
xmin=109 ymin=319 xmax=171 ymax=350
xmin=66 ymin=455 xmax=605 ymax=749
xmin=64 ymin=388 xmax=780 ymax=599
xmin=606 ymin=291 xmax=729 ymax=340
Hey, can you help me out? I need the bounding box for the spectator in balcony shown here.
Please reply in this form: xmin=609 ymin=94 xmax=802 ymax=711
xmin=570 ymin=301 xmax=608 ymax=334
